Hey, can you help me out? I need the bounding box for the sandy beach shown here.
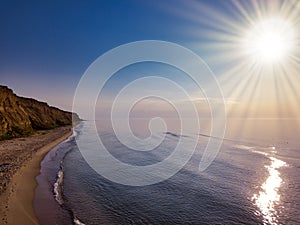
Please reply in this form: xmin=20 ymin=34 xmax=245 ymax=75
xmin=0 ymin=126 xmax=73 ymax=225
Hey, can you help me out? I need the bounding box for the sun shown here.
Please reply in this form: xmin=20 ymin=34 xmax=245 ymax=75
xmin=243 ymin=18 xmax=295 ymax=64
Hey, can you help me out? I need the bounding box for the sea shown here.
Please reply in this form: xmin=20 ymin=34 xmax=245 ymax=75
xmin=34 ymin=118 xmax=300 ymax=225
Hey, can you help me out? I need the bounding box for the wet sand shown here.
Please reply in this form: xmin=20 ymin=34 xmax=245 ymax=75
xmin=0 ymin=126 xmax=72 ymax=225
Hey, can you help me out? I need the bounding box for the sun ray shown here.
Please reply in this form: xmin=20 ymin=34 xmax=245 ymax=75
xmin=159 ymin=1 xmax=300 ymax=222
xmin=187 ymin=0 xmax=299 ymax=118
xmin=160 ymin=0 xmax=300 ymax=124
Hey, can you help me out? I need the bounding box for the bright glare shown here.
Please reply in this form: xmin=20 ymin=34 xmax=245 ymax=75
xmin=244 ymin=19 xmax=295 ymax=63
xmin=252 ymin=157 xmax=287 ymax=225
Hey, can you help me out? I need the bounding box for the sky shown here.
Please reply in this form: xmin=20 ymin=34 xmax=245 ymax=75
xmin=1 ymin=0 xmax=300 ymax=119
xmin=0 ymin=0 xmax=197 ymax=109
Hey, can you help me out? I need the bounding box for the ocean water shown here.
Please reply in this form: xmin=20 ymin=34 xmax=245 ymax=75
xmin=34 ymin=119 xmax=300 ymax=225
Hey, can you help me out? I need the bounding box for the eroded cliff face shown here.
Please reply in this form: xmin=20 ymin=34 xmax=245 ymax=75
xmin=0 ymin=85 xmax=80 ymax=139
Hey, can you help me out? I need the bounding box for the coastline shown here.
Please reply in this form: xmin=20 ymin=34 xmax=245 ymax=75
xmin=0 ymin=126 xmax=73 ymax=225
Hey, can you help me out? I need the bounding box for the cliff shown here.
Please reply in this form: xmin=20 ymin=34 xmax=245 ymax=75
xmin=0 ymin=85 xmax=80 ymax=140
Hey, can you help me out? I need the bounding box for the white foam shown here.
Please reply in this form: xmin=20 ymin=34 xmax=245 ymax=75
xmin=54 ymin=168 xmax=64 ymax=205
xmin=74 ymin=217 xmax=86 ymax=225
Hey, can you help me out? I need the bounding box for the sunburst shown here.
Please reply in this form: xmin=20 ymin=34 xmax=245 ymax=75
xmin=164 ymin=0 xmax=300 ymax=119
xmin=242 ymin=18 xmax=295 ymax=64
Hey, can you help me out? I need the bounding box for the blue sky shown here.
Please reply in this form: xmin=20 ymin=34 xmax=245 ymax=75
xmin=1 ymin=0 xmax=299 ymax=118
xmin=0 ymin=0 xmax=228 ymax=107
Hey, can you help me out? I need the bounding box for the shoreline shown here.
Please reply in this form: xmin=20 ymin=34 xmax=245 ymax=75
xmin=0 ymin=127 xmax=73 ymax=225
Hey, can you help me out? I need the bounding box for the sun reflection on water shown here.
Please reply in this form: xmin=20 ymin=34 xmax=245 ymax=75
xmin=252 ymin=155 xmax=287 ymax=225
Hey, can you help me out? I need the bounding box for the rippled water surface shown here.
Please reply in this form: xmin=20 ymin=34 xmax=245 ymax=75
xmin=35 ymin=119 xmax=300 ymax=225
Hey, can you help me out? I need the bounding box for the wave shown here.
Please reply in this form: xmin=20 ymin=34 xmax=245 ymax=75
xmin=52 ymin=126 xmax=80 ymax=205
xmin=70 ymin=129 xmax=78 ymax=140
xmin=234 ymin=144 xmax=280 ymax=157
xmin=73 ymin=216 xmax=86 ymax=225
xmin=233 ymin=144 xmax=255 ymax=151
xmin=67 ymin=126 xmax=79 ymax=141
xmin=52 ymin=122 xmax=87 ymax=224
xmin=163 ymin=131 xmax=189 ymax=138
xmin=53 ymin=162 xmax=87 ymax=224
xmin=54 ymin=162 xmax=64 ymax=205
